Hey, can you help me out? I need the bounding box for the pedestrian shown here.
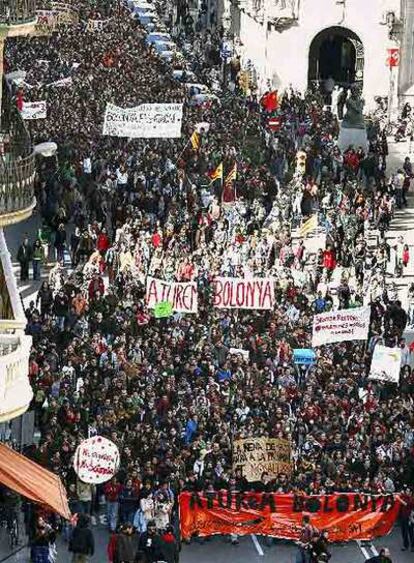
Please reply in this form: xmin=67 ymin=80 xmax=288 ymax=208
xmin=30 ymin=516 xmax=56 ymax=563
xmin=17 ymin=235 xmax=32 ymax=281
xmin=32 ymin=239 xmax=43 ymax=281
xmin=365 ymin=547 xmax=393 ymax=562
xmin=54 ymin=223 xmax=67 ymax=262
xmin=398 ymin=487 xmax=414 ymax=551
xmin=114 ymin=523 xmax=138 ymax=563
xmin=68 ymin=513 xmax=95 ymax=563
xmin=160 ymin=525 xmax=179 ymax=563
xmin=137 ymin=520 xmax=164 ymax=563
xmin=296 ymin=515 xmax=316 ymax=563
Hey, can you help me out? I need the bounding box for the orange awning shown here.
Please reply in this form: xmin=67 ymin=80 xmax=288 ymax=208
xmin=0 ymin=442 xmax=71 ymax=520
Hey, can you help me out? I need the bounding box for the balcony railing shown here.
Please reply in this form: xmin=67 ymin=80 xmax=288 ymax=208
xmin=0 ymin=334 xmax=33 ymax=423
xmin=0 ymin=0 xmax=36 ymax=25
xmin=0 ymin=89 xmax=36 ymax=220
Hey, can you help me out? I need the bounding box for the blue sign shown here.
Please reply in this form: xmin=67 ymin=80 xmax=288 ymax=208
xmin=293 ymin=349 xmax=316 ymax=366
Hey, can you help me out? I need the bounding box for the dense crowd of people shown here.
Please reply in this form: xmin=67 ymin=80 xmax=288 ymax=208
xmin=2 ymin=0 xmax=414 ymax=561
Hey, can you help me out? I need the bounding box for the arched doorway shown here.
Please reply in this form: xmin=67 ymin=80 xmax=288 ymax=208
xmin=308 ymin=26 xmax=364 ymax=93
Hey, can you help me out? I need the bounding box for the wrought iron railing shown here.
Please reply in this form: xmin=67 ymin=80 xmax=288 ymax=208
xmin=0 ymin=0 xmax=37 ymax=25
xmin=0 ymin=89 xmax=35 ymax=215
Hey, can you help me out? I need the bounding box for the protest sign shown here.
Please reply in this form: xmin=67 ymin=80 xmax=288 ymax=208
xmin=212 ymin=277 xmax=274 ymax=309
xmin=179 ymin=491 xmax=400 ymax=542
xmin=86 ymin=19 xmax=111 ymax=32
xmin=229 ymin=348 xmax=250 ymax=360
xmin=233 ymin=438 xmax=292 ymax=482
xmin=154 ymin=301 xmax=173 ymax=319
xmin=312 ymin=306 xmax=370 ymax=347
xmin=146 ymin=277 xmax=197 ymax=314
xmin=35 ymin=3 xmax=78 ymax=35
xmin=73 ymin=436 xmax=120 ymax=484
xmin=369 ymin=345 xmax=401 ymax=383
xmin=293 ymin=349 xmax=316 ymax=365
xmin=102 ymin=103 xmax=183 ymax=138
xmin=21 ymin=101 xmax=47 ymax=120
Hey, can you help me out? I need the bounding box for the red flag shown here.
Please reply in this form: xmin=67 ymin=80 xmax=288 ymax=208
xmin=261 ymin=90 xmax=278 ymax=112
xmin=16 ymin=89 xmax=24 ymax=112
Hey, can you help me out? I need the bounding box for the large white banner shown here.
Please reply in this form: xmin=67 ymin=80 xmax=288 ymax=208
xmin=102 ymin=103 xmax=183 ymax=138
xmin=369 ymin=345 xmax=401 ymax=383
xmin=312 ymin=306 xmax=370 ymax=347
xmin=146 ymin=277 xmax=197 ymax=314
xmin=21 ymin=101 xmax=47 ymax=120
xmin=212 ymin=277 xmax=275 ymax=309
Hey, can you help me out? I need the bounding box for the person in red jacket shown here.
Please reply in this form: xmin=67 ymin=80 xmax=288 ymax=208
xmin=97 ymin=227 xmax=110 ymax=256
xmin=88 ymin=274 xmax=104 ymax=302
xmin=398 ymin=487 xmax=414 ymax=551
xmin=104 ymin=478 xmax=123 ymax=533
xmin=323 ymin=245 xmax=336 ymax=280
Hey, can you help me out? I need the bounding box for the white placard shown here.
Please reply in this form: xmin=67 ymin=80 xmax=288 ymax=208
xmin=102 ymin=103 xmax=183 ymax=138
xmin=86 ymin=19 xmax=111 ymax=31
xmin=146 ymin=276 xmax=197 ymax=313
xmin=212 ymin=277 xmax=275 ymax=310
xmin=229 ymin=348 xmax=250 ymax=360
xmin=21 ymin=101 xmax=47 ymax=120
xmin=312 ymin=306 xmax=371 ymax=347
xmin=369 ymin=345 xmax=401 ymax=383
xmin=74 ymin=436 xmax=120 ymax=484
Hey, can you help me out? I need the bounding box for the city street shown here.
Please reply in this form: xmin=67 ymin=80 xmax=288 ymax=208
xmin=0 ymin=525 xmax=412 ymax=563
xmin=1 ymin=139 xmax=414 ymax=563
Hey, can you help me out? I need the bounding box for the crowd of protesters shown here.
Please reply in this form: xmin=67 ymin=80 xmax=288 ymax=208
xmin=2 ymin=0 xmax=414 ymax=561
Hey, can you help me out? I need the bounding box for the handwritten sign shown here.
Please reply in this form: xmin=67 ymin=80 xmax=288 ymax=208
xmin=312 ymin=306 xmax=370 ymax=347
xmin=146 ymin=277 xmax=198 ymax=314
xmin=212 ymin=277 xmax=275 ymax=309
xmin=103 ymin=103 xmax=183 ymax=138
xmin=73 ymin=436 xmax=120 ymax=484
xmin=21 ymin=101 xmax=47 ymax=120
xmin=233 ymin=437 xmax=292 ymax=481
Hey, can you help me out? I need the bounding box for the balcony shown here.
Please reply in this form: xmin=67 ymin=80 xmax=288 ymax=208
xmin=0 ymin=90 xmax=36 ymax=227
xmin=0 ymin=333 xmax=33 ymax=423
xmin=0 ymin=0 xmax=37 ymax=36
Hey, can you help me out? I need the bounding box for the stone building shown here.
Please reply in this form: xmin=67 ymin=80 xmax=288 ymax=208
xmin=227 ymin=0 xmax=413 ymax=109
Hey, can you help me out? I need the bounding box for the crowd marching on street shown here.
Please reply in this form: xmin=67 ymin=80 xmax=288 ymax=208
xmin=1 ymin=0 xmax=414 ymax=562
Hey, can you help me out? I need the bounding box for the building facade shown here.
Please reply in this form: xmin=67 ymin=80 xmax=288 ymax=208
xmin=0 ymin=0 xmax=37 ymax=423
xmin=229 ymin=0 xmax=411 ymax=109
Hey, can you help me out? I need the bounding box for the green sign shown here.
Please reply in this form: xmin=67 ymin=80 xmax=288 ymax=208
xmin=154 ymin=301 xmax=173 ymax=319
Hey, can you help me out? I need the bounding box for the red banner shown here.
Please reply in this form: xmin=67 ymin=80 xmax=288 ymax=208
xmin=179 ymin=491 xmax=400 ymax=542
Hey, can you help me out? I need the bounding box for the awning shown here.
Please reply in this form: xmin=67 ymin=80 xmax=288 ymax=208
xmin=0 ymin=442 xmax=71 ymax=520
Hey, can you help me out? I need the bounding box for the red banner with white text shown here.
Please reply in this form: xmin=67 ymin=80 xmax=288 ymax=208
xmin=179 ymin=491 xmax=400 ymax=542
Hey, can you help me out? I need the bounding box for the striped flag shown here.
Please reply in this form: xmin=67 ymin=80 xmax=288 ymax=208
xmin=225 ymin=162 xmax=237 ymax=183
xmin=190 ymin=131 xmax=200 ymax=150
xmin=222 ymin=162 xmax=237 ymax=204
xmin=209 ymin=162 xmax=223 ymax=183
xmin=299 ymin=214 xmax=318 ymax=238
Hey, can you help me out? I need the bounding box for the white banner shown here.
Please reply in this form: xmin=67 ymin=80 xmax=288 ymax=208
xmin=21 ymin=101 xmax=47 ymax=120
xmin=86 ymin=19 xmax=111 ymax=31
xmin=312 ymin=306 xmax=370 ymax=347
xmin=369 ymin=345 xmax=401 ymax=383
xmin=73 ymin=436 xmax=120 ymax=484
xmin=212 ymin=277 xmax=275 ymax=309
xmin=146 ymin=277 xmax=197 ymax=314
xmin=102 ymin=103 xmax=183 ymax=138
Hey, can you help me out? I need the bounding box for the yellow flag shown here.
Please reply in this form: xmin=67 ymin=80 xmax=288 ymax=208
xmin=190 ymin=131 xmax=200 ymax=150
xmin=299 ymin=214 xmax=318 ymax=238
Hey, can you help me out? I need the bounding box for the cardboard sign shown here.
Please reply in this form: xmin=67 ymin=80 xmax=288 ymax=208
xmin=369 ymin=345 xmax=401 ymax=383
xmin=212 ymin=277 xmax=275 ymax=309
xmin=154 ymin=301 xmax=173 ymax=318
xmin=179 ymin=492 xmax=400 ymax=542
xmin=146 ymin=277 xmax=197 ymax=314
xmin=312 ymin=306 xmax=370 ymax=347
xmin=233 ymin=438 xmax=292 ymax=482
xmin=73 ymin=436 xmax=120 ymax=484
xmin=21 ymin=101 xmax=47 ymax=120
xmin=103 ymin=103 xmax=183 ymax=138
